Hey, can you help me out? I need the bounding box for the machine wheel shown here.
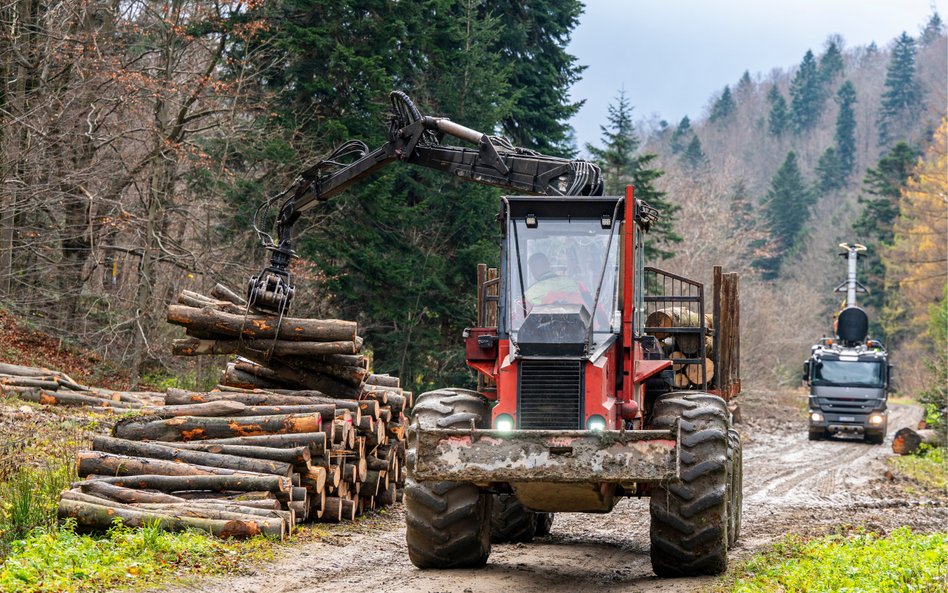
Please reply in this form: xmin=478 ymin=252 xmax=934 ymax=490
xmin=648 ymin=392 xmax=731 ymax=577
xmin=808 ymin=429 xmax=827 ymax=441
xmin=405 ymin=389 xmax=492 ymax=568
xmin=535 ymin=512 xmax=555 ymax=536
xmin=490 ymin=494 xmax=537 ymax=543
xmin=727 ymin=428 xmax=743 ymax=546
xmin=865 ymin=431 xmax=885 ymax=445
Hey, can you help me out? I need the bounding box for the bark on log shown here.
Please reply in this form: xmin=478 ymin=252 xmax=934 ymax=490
xmin=76 ymin=481 xmax=185 ymax=504
xmin=199 ymin=432 xmax=327 ymax=456
xmin=133 ymin=502 xmax=291 ymax=530
xmin=165 ymin=389 xmax=316 ymax=407
xmin=314 ymin=354 xmax=368 ymax=369
xmin=177 ymin=291 xmax=244 ymax=316
xmin=892 ymin=427 xmax=945 ymax=455
xmin=210 ymin=283 xmax=248 ymax=307
xmin=89 ymin=474 xmax=291 ymax=493
xmin=166 ymin=304 xmax=357 ymax=342
xmin=319 ymin=496 xmax=343 ymax=523
xmin=92 ymin=436 xmax=293 ymax=476
xmin=58 ymin=498 xmax=283 ymax=540
xmin=161 ymin=442 xmax=311 ymax=465
xmin=149 ymin=401 xmax=248 ymax=418
xmin=233 ymin=405 xmax=336 ymax=421
xmin=365 ymin=374 xmax=400 ymax=388
xmin=17 ymin=389 xmax=138 ymax=409
xmin=112 ymin=413 xmax=323 ymax=442
xmin=220 ymin=366 xmax=286 ymax=390
xmin=376 ymin=483 xmax=397 ymax=506
xmin=77 ymin=451 xmax=273 ymax=480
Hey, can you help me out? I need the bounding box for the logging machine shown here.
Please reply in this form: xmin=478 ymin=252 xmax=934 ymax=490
xmin=803 ymin=243 xmax=892 ymax=444
xmin=248 ymin=91 xmax=743 ymax=577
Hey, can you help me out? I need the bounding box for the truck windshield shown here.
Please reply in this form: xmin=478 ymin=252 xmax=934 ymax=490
xmin=507 ymin=217 xmax=620 ymax=339
xmin=812 ymin=360 xmax=884 ymax=387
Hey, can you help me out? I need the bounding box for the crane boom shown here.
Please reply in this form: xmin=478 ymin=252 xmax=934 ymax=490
xmin=248 ymin=91 xmax=604 ymax=313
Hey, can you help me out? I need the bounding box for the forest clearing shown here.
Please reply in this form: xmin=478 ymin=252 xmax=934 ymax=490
xmin=1 ymin=1 xmax=947 ymax=591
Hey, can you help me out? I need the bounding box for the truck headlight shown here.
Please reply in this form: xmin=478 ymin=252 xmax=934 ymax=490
xmin=869 ymin=414 xmax=884 ymax=425
xmin=810 ymin=412 xmax=823 ymax=422
xmin=587 ymin=415 xmax=606 ymax=431
xmin=495 ymin=414 xmax=514 ymax=432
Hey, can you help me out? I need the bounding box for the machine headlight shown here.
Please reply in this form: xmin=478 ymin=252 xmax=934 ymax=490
xmin=495 ymin=414 xmax=514 ymax=432
xmin=587 ymin=415 xmax=607 ymax=431
xmin=810 ymin=412 xmax=823 ymax=422
xmin=869 ymin=414 xmax=885 ymax=425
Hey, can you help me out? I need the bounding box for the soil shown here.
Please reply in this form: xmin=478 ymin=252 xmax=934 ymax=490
xmin=148 ymin=387 xmax=947 ymax=593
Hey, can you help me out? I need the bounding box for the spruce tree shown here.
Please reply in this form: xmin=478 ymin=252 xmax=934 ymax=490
xmin=920 ymin=12 xmax=945 ymax=45
xmin=755 ymin=152 xmax=813 ymax=278
xmin=878 ymin=32 xmax=923 ymax=144
xmin=767 ymin=86 xmax=789 ymax=137
xmin=816 ymin=147 xmax=844 ymax=193
xmin=736 ymin=70 xmax=753 ymax=97
xmin=493 ymin=0 xmax=586 ymax=156
xmin=709 ymin=85 xmax=736 ymax=123
xmin=852 ymin=142 xmax=917 ymax=339
xmin=682 ymin=135 xmax=706 ymax=169
xmin=834 ymin=81 xmax=858 ymax=176
xmin=585 ymin=91 xmax=681 ymax=260
xmin=790 ymin=50 xmax=823 ymax=133
xmin=818 ymin=39 xmax=844 ymax=85
xmin=669 ymin=116 xmax=692 ymax=154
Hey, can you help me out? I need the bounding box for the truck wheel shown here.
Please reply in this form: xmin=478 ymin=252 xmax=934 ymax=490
xmin=865 ymin=432 xmax=885 ymax=445
xmin=405 ymin=389 xmax=492 ymax=569
xmin=808 ymin=429 xmax=827 ymax=441
xmin=648 ymin=392 xmax=730 ymax=577
xmin=535 ymin=512 xmax=555 ymax=536
xmin=491 ymin=494 xmax=537 ymax=543
xmin=727 ymin=428 xmax=743 ymax=546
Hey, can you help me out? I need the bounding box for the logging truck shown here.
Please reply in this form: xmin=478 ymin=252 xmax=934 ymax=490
xmin=248 ymin=92 xmax=743 ymax=577
xmin=804 ymin=243 xmax=892 ymax=444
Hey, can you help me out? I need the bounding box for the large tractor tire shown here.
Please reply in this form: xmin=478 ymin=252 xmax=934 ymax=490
xmin=534 ymin=512 xmax=555 ymax=536
xmin=490 ymin=494 xmax=538 ymax=543
xmin=648 ymin=392 xmax=731 ymax=577
xmin=405 ymin=389 xmax=492 ymax=569
xmin=727 ymin=428 xmax=743 ymax=546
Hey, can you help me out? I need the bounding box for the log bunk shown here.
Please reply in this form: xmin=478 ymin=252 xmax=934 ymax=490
xmin=56 ymin=284 xmax=411 ymax=539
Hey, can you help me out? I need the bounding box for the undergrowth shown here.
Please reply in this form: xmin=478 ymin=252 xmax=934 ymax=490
xmin=888 ymin=444 xmax=948 ymax=492
xmin=0 ymin=459 xmax=76 ymax=553
xmin=714 ymin=526 xmax=948 ymax=593
xmin=0 ymin=520 xmax=274 ymax=593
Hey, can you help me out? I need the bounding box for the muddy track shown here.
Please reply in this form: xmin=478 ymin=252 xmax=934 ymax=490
xmin=151 ymin=394 xmax=946 ymax=593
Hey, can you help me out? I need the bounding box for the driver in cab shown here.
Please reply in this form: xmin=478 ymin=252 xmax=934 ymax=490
xmin=525 ymin=253 xmax=592 ymax=308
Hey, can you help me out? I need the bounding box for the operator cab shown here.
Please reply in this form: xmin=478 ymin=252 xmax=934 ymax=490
xmin=502 ymin=196 xmax=626 ymax=361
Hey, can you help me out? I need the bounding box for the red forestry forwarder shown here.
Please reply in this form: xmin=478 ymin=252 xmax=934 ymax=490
xmin=248 ymin=92 xmax=743 ymax=577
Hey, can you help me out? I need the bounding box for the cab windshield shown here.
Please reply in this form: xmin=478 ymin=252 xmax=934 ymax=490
xmin=812 ymin=360 xmax=884 ymax=387
xmin=507 ymin=217 xmax=621 ymax=341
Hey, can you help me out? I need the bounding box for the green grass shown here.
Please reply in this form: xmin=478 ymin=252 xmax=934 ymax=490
xmin=0 ymin=459 xmax=76 ymax=553
xmin=715 ymin=527 xmax=948 ymax=593
xmin=0 ymin=520 xmax=274 ymax=593
xmin=888 ymin=445 xmax=948 ymax=492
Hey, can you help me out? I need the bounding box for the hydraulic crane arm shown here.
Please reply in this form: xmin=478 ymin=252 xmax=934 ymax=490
xmin=248 ymin=91 xmax=604 ymax=313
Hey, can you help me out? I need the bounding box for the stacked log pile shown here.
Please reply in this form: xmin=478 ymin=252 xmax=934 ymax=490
xmin=0 ymin=362 xmax=164 ymax=410
xmin=59 ymin=384 xmax=410 ymax=537
xmin=645 ymin=308 xmax=714 ymax=388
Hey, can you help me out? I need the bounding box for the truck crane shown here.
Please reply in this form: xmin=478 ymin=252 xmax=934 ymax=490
xmin=248 ymin=91 xmax=743 ymax=577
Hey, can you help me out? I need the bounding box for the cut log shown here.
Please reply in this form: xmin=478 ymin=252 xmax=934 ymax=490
xmin=76 ymin=481 xmax=185 ymax=504
xmin=91 ymin=436 xmax=293 ymax=476
xmin=198 ymin=432 xmax=327 ymax=456
xmin=77 ymin=451 xmax=273 ymax=480
xmin=176 ymin=291 xmax=244 ymax=316
xmin=220 ymin=366 xmax=286 ymax=390
xmin=166 ymin=304 xmax=357 ymax=342
xmin=377 ymin=483 xmax=397 ymax=506
xmin=364 ymin=374 xmax=399 ymax=388
xmin=673 ymin=371 xmax=690 ymax=388
xmin=149 ymin=401 xmax=248 ymax=418
xmin=112 ymin=413 xmax=323 ymax=442
xmin=892 ymin=427 xmax=945 ymax=455
xmin=133 ymin=502 xmax=291 ymax=530
xmin=88 ymin=473 xmax=291 ymax=493
xmin=210 ymin=283 xmax=248 ymax=307
xmin=161 ymin=442 xmax=311 ymax=465
xmin=319 ymin=496 xmax=343 ymax=523
xmin=684 ymin=358 xmax=715 ymax=385
xmin=165 ymin=389 xmax=316 ymax=407
xmin=58 ymin=498 xmax=283 ymax=540
xmin=16 ymin=389 xmax=138 ymax=409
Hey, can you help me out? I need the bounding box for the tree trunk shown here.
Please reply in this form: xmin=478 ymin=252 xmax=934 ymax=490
xmin=161 ymin=442 xmax=311 ymax=465
xmin=166 ymin=305 xmax=356 ymax=342
xmin=892 ymin=428 xmax=945 ymax=455
xmin=91 ymin=436 xmax=293 ymax=476
xmin=112 ymin=412 xmax=323 ymax=441
xmin=198 ymin=432 xmax=328 ymax=456
xmin=87 ymin=473 xmax=291 ymax=493
xmin=76 ymin=481 xmax=185 ymax=504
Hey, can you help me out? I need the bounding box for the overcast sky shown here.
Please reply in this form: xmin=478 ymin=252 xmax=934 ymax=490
xmin=568 ymin=0 xmax=947 ymax=153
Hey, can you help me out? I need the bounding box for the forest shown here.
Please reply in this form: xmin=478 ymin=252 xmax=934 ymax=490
xmin=0 ymin=0 xmax=945 ymax=405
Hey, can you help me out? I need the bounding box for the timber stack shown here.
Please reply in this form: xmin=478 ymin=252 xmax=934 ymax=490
xmin=0 ymin=362 xmax=164 ymax=410
xmin=645 ymin=307 xmax=715 ymax=389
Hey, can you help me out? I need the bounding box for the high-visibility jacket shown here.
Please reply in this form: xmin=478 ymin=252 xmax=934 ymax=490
xmin=525 ymin=274 xmax=586 ymax=306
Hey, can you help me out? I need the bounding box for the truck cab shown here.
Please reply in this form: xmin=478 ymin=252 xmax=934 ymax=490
xmin=804 ymin=308 xmax=891 ymax=444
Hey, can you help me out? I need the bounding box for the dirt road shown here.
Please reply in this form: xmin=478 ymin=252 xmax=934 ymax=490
xmin=154 ymin=391 xmax=946 ymax=593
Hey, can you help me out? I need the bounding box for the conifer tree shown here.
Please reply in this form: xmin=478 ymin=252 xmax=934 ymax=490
xmin=790 ymin=50 xmax=823 ymax=133
xmin=834 ymin=81 xmax=858 ymax=176
xmin=878 ymin=32 xmax=923 ymax=144
xmin=669 ymin=115 xmax=692 ymax=154
xmin=682 ymin=135 xmax=706 ymax=169
xmin=919 ymin=12 xmax=945 ymax=45
xmin=709 ymin=85 xmax=736 ymax=123
xmin=754 ymin=152 xmax=813 ymax=278
xmin=816 ymin=147 xmax=844 ymax=193
xmin=767 ymin=86 xmax=789 ymax=137
xmin=586 ymin=91 xmax=680 ymax=259
xmin=737 ymin=70 xmax=753 ymax=96
xmin=818 ymin=38 xmax=844 ymax=85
